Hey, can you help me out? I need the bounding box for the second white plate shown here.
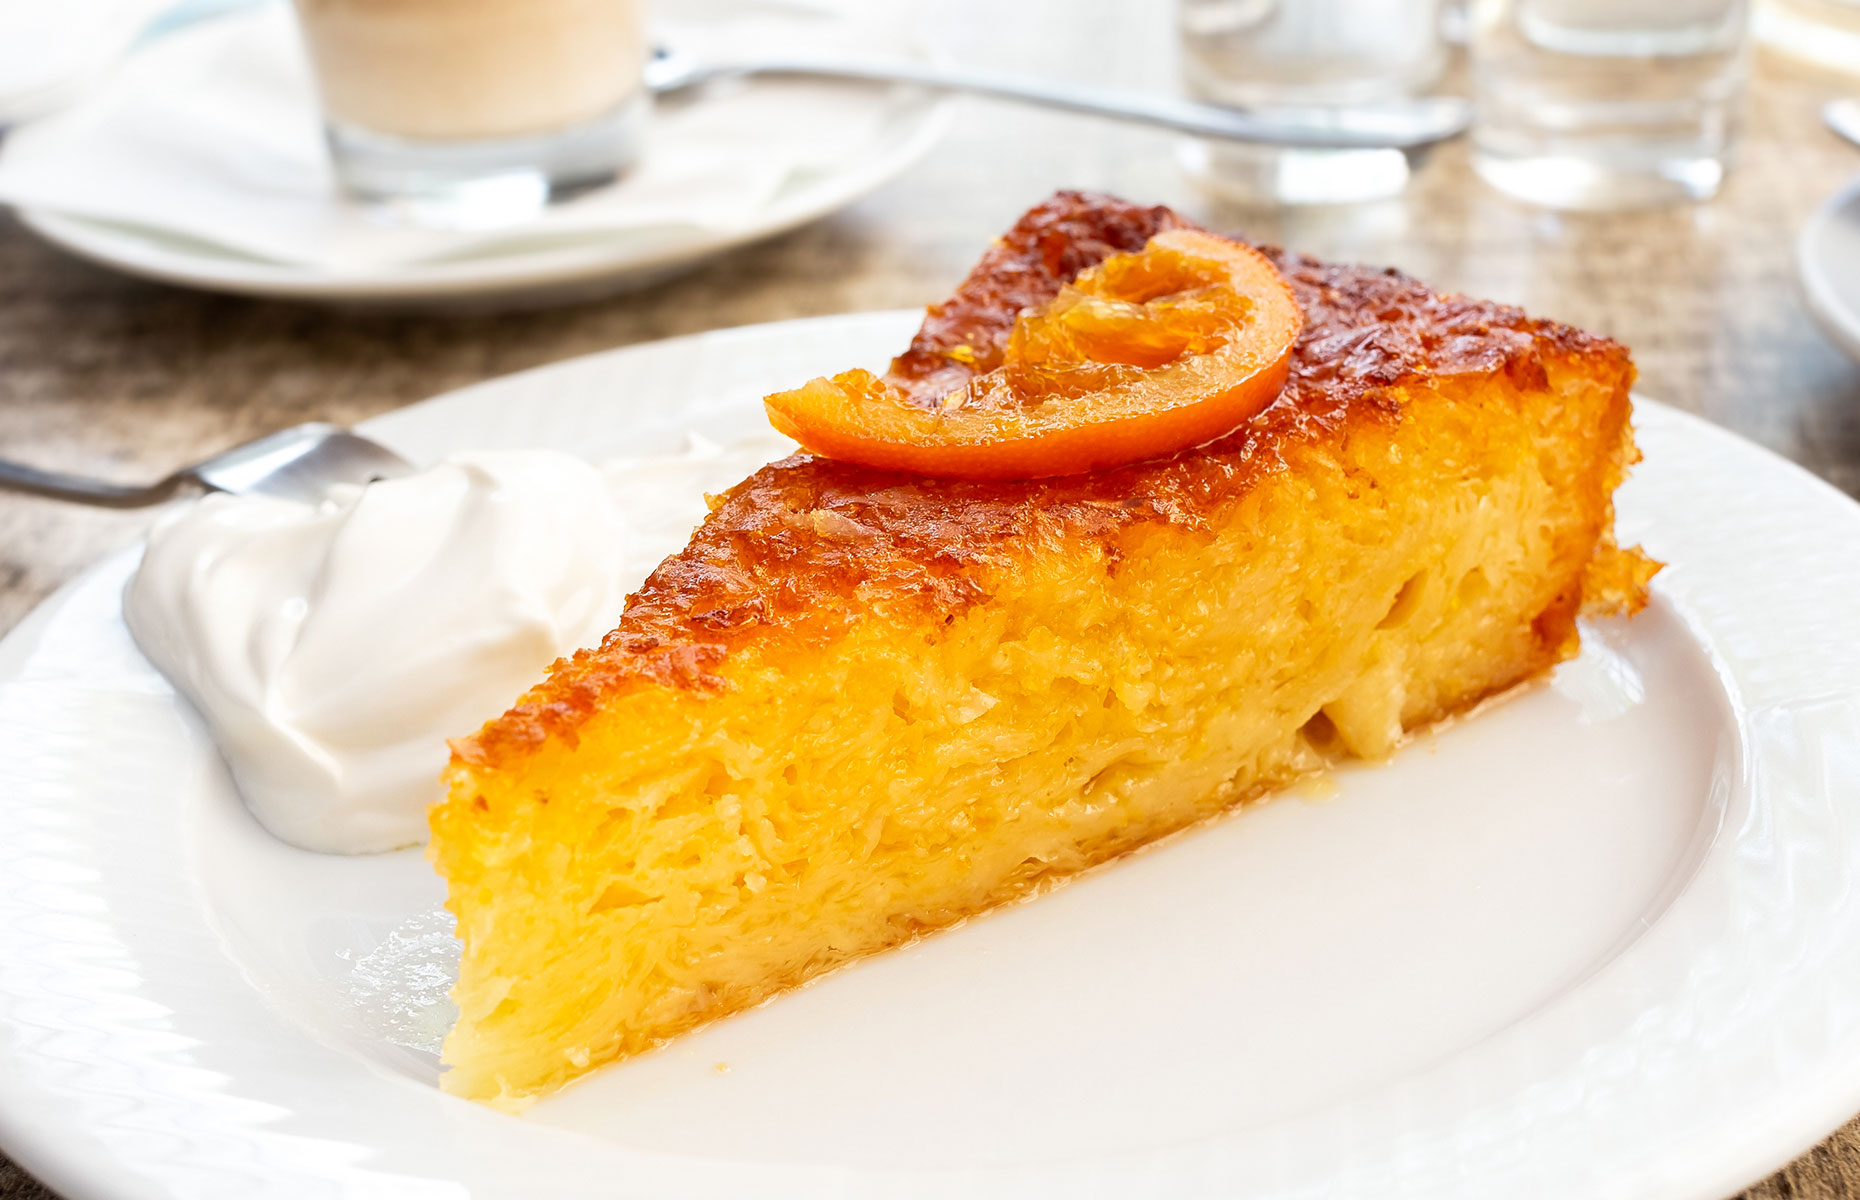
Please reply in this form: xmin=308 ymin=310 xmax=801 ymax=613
xmin=4 ymin=312 xmax=1860 ymax=1199
xmin=1800 ymin=174 xmax=1860 ymax=364
xmin=4 ymin=4 xmax=949 ymax=308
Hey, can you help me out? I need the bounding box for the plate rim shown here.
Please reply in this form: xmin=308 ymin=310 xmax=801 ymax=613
xmin=1798 ymin=172 xmax=1860 ymax=365
xmin=16 ymin=104 xmax=951 ymax=304
xmin=5 ymin=312 xmax=1860 ymax=1199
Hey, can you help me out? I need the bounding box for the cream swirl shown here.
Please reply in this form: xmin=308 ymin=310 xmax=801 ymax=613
xmin=124 ymin=435 xmax=790 ymax=855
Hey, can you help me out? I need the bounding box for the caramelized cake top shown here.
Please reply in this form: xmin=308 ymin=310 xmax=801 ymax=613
xmin=454 ymin=192 xmax=1630 ymax=766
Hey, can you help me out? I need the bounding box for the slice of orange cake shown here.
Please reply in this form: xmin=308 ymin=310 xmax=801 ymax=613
xmin=431 ymin=191 xmax=1657 ymax=1106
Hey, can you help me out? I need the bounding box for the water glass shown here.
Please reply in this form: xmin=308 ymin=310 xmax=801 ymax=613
xmin=1469 ymin=0 xmax=1751 ymax=210
xmin=1177 ymin=0 xmax=1448 ymax=206
xmin=291 ymin=0 xmax=650 ymax=227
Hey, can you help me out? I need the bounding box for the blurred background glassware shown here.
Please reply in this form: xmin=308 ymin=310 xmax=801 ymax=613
xmin=1176 ymin=0 xmax=1448 ymax=207
xmin=1754 ymin=0 xmax=1860 ymax=76
xmin=1469 ymin=0 xmax=1751 ymax=211
xmin=290 ymin=0 xmax=648 ymax=227
xmin=1441 ymin=0 xmax=1473 ymax=44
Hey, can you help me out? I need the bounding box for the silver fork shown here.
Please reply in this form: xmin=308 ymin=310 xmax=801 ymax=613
xmin=0 ymin=424 xmax=416 ymax=508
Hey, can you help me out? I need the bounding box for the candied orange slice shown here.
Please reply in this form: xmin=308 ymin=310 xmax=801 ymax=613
xmin=764 ymin=229 xmax=1303 ymax=480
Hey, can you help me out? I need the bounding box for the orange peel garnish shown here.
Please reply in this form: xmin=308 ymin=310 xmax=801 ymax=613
xmin=764 ymin=229 xmax=1303 ymax=480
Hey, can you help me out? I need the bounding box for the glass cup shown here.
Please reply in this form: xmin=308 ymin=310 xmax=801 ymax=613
xmin=1469 ymin=0 xmax=1751 ymax=211
xmin=290 ymin=0 xmax=649 ymax=226
xmin=1177 ymin=0 xmax=1448 ymax=207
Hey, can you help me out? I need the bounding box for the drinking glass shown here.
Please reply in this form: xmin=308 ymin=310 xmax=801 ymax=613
xmin=1469 ymin=0 xmax=1751 ymax=210
xmin=1177 ymin=0 xmax=1447 ymax=206
xmin=291 ymin=0 xmax=649 ymax=226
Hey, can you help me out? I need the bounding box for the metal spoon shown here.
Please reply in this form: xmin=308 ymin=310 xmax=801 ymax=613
xmin=0 ymin=423 xmax=415 ymax=508
xmin=645 ymin=48 xmax=1474 ymax=152
xmin=4 ymin=4 xmax=1471 ymax=152
xmin=1825 ymin=98 xmax=1860 ymax=150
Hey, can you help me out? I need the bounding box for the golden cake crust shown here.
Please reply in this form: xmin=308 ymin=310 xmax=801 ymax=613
xmin=453 ymin=192 xmax=1633 ymax=770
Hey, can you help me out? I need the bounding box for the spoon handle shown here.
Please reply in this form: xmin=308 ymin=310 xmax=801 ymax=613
xmin=0 ymin=424 xmax=413 ymax=509
xmin=0 ymin=458 xmax=184 ymax=508
xmin=648 ymin=56 xmax=1470 ymax=151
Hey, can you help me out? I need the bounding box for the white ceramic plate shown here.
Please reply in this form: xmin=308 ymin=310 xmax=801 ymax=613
xmin=7 ymin=7 xmax=948 ymax=309
xmin=1799 ymin=174 xmax=1860 ymax=364
xmin=16 ymin=125 xmax=946 ymax=309
xmin=5 ymin=312 xmax=1860 ymax=1200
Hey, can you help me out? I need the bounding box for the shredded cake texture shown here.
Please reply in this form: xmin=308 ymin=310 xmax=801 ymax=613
xmin=433 ymin=191 xmax=1656 ymax=1106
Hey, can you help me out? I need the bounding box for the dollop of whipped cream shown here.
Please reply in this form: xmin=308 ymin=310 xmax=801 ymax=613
xmin=124 ymin=435 xmax=790 ymax=855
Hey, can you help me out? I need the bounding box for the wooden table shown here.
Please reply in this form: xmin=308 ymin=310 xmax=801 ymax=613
xmin=2 ymin=3 xmax=1859 ymax=1195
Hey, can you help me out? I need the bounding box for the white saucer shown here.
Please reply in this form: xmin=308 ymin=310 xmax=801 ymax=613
xmin=1799 ymin=173 xmax=1860 ymax=363
xmin=1 ymin=4 xmax=949 ymax=308
xmin=6 ymin=313 xmax=1860 ymax=1199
